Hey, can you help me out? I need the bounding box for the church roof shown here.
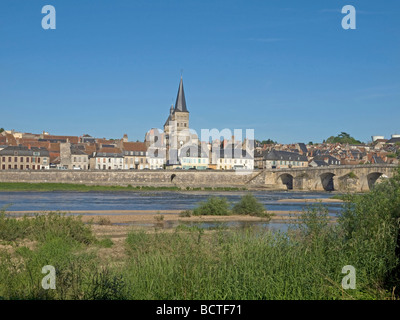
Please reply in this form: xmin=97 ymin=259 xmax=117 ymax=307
xmin=174 ymin=77 xmax=188 ymax=113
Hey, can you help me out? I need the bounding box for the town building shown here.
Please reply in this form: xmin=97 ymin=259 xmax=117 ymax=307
xmin=120 ymin=141 xmax=148 ymax=170
xmin=0 ymin=145 xmax=50 ymax=170
xmin=178 ymin=144 xmax=210 ymax=170
xmin=89 ymin=147 xmax=124 ymax=170
xmin=263 ymin=150 xmax=308 ymax=169
xmin=217 ymin=144 xmax=254 ymax=170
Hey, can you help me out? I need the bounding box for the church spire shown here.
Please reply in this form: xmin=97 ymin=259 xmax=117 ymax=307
xmin=174 ymin=77 xmax=188 ymax=113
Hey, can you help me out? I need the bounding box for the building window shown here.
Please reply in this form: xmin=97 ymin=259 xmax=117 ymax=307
xmin=20 ymin=165 xmax=23 ymax=170
xmin=8 ymin=157 xmax=11 ymax=162
xmin=15 ymin=157 xmax=18 ymax=162
xmin=38 ymin=158 xmax=41 ymax=163
xmin=2 ymin=157 xmax=5 ymax=162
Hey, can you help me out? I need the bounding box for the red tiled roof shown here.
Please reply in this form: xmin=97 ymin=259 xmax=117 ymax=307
xmin=122 ymin=142 xmax=147 ymax=152
xmin=83 ymin=144 xmax=97 ymax=155
xmin=5 ymin=134 xmax=17 ymax=146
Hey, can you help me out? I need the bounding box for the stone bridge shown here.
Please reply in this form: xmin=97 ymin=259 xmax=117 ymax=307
xmin=0 ymin=164 xmax=397 ymax=192
xmin=254 ymin=164 xmax=398 ymax=192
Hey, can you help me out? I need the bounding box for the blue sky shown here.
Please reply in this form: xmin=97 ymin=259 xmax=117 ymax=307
xmin=0 ymin=0 xmax=399 ymax=144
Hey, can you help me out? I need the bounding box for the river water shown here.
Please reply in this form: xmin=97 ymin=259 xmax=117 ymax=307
xmin=0 ymin=191 xmax=344 ymax=231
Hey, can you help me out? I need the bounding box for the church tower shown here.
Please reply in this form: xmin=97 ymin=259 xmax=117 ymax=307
xmin=164 ymin=77 xmax=190 ymax=164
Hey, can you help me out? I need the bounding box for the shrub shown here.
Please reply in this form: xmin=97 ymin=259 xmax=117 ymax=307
xmin=338 ymin=167 xmax=400 ymax=293
xmin=97 ymin=217 xmax=112 ymax=225
xmin=232 ymin=193 xmax=269 ymax=218
xmin=179 ymin=210 xmax=192 ymax=217
xmin=193 ymin=196 xmax=231 ymax=216
xmin=0 ymin=211 xmax=94 ymax=245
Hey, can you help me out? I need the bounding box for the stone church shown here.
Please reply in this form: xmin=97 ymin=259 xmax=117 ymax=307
xmin=163 ymin=77 xmax=197 ymax=164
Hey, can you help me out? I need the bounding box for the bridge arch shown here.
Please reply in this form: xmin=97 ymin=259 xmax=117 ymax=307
xmin=320 ymin=172 xmax=335 ymax=191
xmin=277 ymin=173 xmax=293 ymax=190
xmin=367 ymin=172 xmax=385 ymax=190
xmin=171 ymin=174 xmax=176 ymax=182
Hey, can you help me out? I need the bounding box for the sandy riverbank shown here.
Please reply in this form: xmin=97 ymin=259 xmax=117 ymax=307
xmin=5 ymin=209 xmax=334 ymax=224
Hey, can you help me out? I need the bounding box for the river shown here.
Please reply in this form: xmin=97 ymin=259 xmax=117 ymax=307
xmin=0 ymin=190 xmax=344 ymax=232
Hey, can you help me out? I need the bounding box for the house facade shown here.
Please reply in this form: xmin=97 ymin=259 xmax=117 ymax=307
xmin=121 ymin=142 xmax=148 ymax=170
xmin=89 ymin=147 xmax=124 ymax=170
xmin=264 ymin=150 xmax=308 ymax=169
xmin=0 ymin=146 xmax=50 ymax=170
xmin=178 ymin=144 xmax=210 ymax=170
xmin=217 ymin=145 xmax=254 ymax=170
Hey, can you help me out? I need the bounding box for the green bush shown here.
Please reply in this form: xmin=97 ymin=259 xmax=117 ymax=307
xmin=192 ymin=196 xmax=231 ymax=216
xmin=0 ymin=211 xmax=94 ymax=245
xmin=232 ymin=193 xmax=269 ymax=218
xmin=179 ymin=210 xmax=192 ymax=217
xmin=337 ymin=167 xmax=400 ymax=293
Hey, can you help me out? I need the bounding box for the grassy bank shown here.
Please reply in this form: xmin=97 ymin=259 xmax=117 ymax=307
xmin=0 ymin=182 xmax=245 ymax=192
xmin=0 ymin=167 xmax=399 ymax=299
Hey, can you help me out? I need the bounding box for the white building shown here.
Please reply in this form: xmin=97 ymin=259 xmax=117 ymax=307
xmin=216 ymin=144 xmax=254 ymax=170
xmin=90 ymin=147 xmax=124 ymax=170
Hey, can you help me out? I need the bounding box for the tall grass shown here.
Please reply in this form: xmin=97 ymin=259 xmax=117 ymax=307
xmin=0 ymin=212 xmax=123 ymax=299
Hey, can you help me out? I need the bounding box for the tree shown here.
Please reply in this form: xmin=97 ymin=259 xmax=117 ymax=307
xmin=257 ymin=139 xmax=277 ymax=145
xmin=325 ymin=132 xmax=362 ymax=145
xmin=0 ymin=128 xmax=4 ymax=134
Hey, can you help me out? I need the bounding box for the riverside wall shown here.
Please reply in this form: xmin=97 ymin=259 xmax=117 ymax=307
xmin=0 ymin=170 xmax=260 ymax=189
